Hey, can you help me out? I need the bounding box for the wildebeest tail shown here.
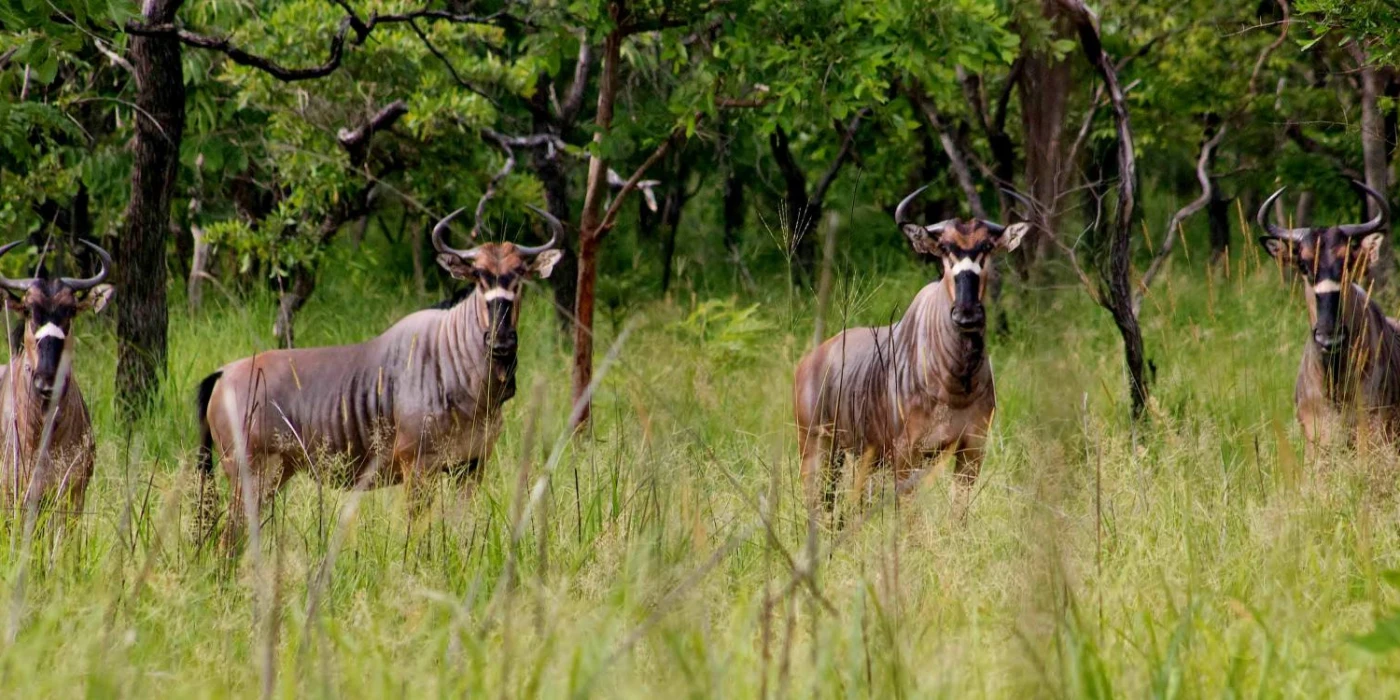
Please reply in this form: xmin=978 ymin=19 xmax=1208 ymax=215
xmin=195 ymin=370 xmax=222 ymax=475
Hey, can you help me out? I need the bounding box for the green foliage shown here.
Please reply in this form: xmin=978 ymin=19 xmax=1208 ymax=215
xmin=1351 ymin=571 xmax=1400 ymax=654
xmin=668 ymin=297 xmax=774 ymax=366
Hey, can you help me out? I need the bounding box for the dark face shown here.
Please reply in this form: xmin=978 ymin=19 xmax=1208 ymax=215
xmin=437 ymin=243 xmax=563 ymax=363
xmin=5 ymin=281 xmax=112 ymax=401
xmin=1260 ymin=229 xmax=1384 ymax=354
xmin=903 ymin=220 xmax=1028 ymax=334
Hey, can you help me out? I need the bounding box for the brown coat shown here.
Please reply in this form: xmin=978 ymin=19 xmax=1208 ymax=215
xmin=202 ymin=289 xmax=514 ymax=503
xmin=795 ymin=280 xmax=996 ymax=499
xmin=1293 ymin=283 xmax=1400 ymax=443
xmin=0 ymin=340 xmax=95 ymax=516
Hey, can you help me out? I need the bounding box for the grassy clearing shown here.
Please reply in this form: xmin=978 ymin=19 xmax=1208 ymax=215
xmin=0 ymin=213 xmax=1398 ymax=697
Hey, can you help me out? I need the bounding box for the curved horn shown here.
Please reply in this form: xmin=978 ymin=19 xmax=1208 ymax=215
xmin=1001 ymin=188 xmax=1035 ymax=218
xmin=516 ymin=205 xmax=562 ymax=255
xmin=1256 ymin=187 xmax=1306 ymax=240
xmin=0 ymin=240 xmax=38 ymax=292
xmin=895 ymin=185 xmax=930 ymax=227
xmin=1338 ymin=179 xmax=1391 ymax=237
xmin=60 ymin=239 xmax=111 ymax=291
xmin=432 ymin=206 xmax=483 ymax=259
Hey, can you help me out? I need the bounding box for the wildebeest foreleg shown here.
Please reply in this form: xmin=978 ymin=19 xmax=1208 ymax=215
xmin=221 ymin=454 xmax=292 ymax=553
xmin=798 ymin=424 xmax=838 ymax=512
xmin=952 ymin=445 xmax=984 ymax=486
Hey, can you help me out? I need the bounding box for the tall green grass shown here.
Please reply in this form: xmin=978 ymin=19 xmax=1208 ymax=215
xmin=0 ymin=207 xmax=1398 ymax=697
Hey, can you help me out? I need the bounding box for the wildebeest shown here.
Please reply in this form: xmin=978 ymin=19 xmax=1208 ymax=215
xmin=793 ymin=186 xmax=1029 ymax=507
xmin=0 ymin=239 xmax=114 ymax=519
xmin=1257 ymin=181 xmax=1400 ymax=444
xmin=196 ymin=205 xmax=563 ymax=545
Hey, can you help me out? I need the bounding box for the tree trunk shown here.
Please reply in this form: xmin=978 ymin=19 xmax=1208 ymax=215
xmin=534 ymin=144 xmax=578 ymax=328
xmin=571 ymin=18 xmax=622 ymax=432
xmin=410 ymin=217 xmax=426 ymax=295
xmin=722 ymin=164 xmax=755 ymax=291
xmin=659 ymin=151 xmax=692 ymax=294
xmin=1060 ymin=0 xmax=1146 ymax=419
xmin=69 ymin=184 xmax=96 ymax=276
xmin=1017 ymin=2 xmax=1072 ymax=266
xmin=116 ymin=0 xmax=186 ymax=413
xmin=1350 ymin=43 xmax=1391 ymax=285
xmin=769 ymin=126 xmax=817 ymax=285
xmin=810 ymin=210 xmax=839 ymax=349
xmin=1207 ymin=180 xmax=1230 ymax=262
xmin=273 ymin=268 xmax=316 ymax=349
xmin=188 ymin=224 xmax=210 ymax=310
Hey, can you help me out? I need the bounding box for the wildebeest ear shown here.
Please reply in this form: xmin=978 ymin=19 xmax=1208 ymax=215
xmin=80 ymin=283 xmax=114 ymax=313
xmin=902 ymin=224 xmax=940 ymax=256
xmin=1258 ymin=235 xmax=1296 ymax=260
xmin=3 ymin=294 xmax=22 ymax=313
xmin=531 ymin=249 xmax=563 ymax=279
xmin=436 ymin=253 xmax=476 ymax=280
xmin=1359 ymin=233 xmax=1386 ymax=268
xmin=998 ymin=223 xmax=1031 ymax=252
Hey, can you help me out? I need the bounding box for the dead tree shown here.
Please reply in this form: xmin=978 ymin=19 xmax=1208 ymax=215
xmin=1058 ymin=0 xmax=1147 ymax=418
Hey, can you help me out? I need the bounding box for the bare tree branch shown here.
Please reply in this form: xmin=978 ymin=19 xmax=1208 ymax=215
xmin=907 ymin=81 xmax=986 ymax=219
xmin=406 ymin=18 xmax=498 ymax=106
xmin=556 ymin=39 xmax=594 ymax=123
xmin=337 ymin=100 xmax=408 ymax=167
xmin=992 ymin=57 xmax=1023 ymax=134
xmin=1058 ymin=0 xmax=1147 ymax=419
xmin=1137 ymin=123 xmax=1227 ymax=311
xmin=125 ymin=5 xmax=517 ymax=83
xmin=598 ymin=127 xmax=687 ymax=237
xmin=473 ymin=130 xmax=520 ymax=238
xmin=619 ymin=0 xmax=732 ymax=35
xmin=810 ymin=108 xmax=869 ymax=207
xmin=126 ymin=17 xmax=355 ymax=82
xmin=1249 ymin=0 xmax=1290 ymax=97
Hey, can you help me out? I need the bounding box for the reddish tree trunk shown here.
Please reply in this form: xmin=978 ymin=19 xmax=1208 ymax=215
xmin=571 ymin=18 xmax=623 ymax=432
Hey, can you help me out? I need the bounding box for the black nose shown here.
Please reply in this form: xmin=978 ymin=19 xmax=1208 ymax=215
xmin=33 ymin=375 xmax=54 ymax=395
xmin=488 ymin=330 xmax=518 ymax=357
xmin=1314 ymin=329 xmax=1345 ymax=353
xmin=951 ymin=305 xmax=985 ymax=330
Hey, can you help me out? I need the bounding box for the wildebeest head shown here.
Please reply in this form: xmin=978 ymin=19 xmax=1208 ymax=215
xmin=432 ymin=206 xmax=563 ymax=364
xmin=1257 ymin=180 xmax=1390 ymax=355
xmin=896 ymin=186 xmax=1031 ymax=334
xmin=0 ymin=239 xmax=114 ymax=402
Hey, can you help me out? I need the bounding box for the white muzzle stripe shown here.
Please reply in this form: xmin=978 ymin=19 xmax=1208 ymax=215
xmin=34 ymin=323 xmax=65 ymax=341
xmin=1313 ymin=279 xmax=1342 ymax=294
xmin=482 ymin=288 xmax=516 ymax=302
xmin=948 ymin=257 xmax=982 ymax=276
